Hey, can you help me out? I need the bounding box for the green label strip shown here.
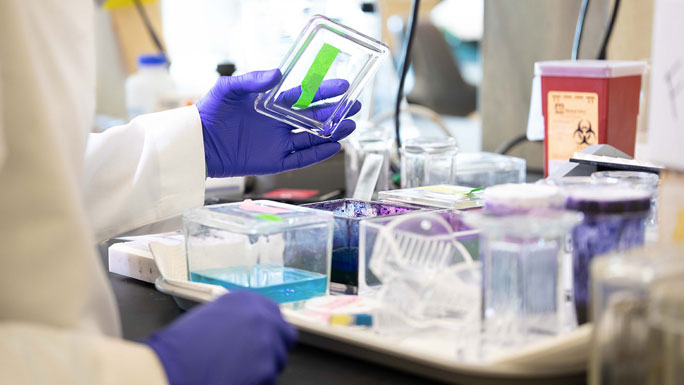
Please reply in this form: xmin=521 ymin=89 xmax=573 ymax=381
xmin=293 ymin=43 xmax=341 ymax=109
xmin=256 ymin=213 xmax=283 ymax=222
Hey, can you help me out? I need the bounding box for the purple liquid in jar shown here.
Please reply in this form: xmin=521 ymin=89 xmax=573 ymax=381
xmin=301 ymin=199 xmax=422 ymax=290
xmin=566 ymin=189 xmax=651 ymax=324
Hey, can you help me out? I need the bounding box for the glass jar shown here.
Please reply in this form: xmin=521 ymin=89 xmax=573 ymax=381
xmin=647 ymin=279 xmax=684 ymax=385
xmin=400 ymin=137 xmax=458 ymax=188
xmin=566 ymin=187 xmax=652 ymax=324
xmin=464 ymin=209 xmax=582 ymax=353
xmin=589 ymin=245 xmax=684 ymax=385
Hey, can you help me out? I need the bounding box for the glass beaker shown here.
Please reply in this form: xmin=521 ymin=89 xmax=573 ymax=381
xmin=400 ymin=137 xmax=458 ymax=188
xmin=566 ymin=187 xmax=652 ymax=324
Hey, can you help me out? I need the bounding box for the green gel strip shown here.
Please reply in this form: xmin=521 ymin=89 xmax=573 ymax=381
xmin=293 ymin=43 xmax=341 ymax=109
xmin=256 ymin=213 xmax=283 ymax=222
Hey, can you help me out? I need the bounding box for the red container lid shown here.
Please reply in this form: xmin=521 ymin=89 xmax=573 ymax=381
xmin=535 ymin=60 xmax=647 ymax=78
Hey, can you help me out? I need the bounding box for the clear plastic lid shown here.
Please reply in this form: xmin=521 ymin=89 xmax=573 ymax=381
xmin=456 ymin=152 xmax=525 ymax=173
xmin=402 ymin=137 xmax=458 ymax=154
xmin=483 ymin=183 xmax=565 ymax=213
xmin=378 ymin=185 xmax=484 ymax=210
xmin=534 ymin=60 xmax=647 ymax=78
xmin=183 ymin=199 xmax=333 ymax=234
xmin=255 ymin=15 xmax=389 ymax=138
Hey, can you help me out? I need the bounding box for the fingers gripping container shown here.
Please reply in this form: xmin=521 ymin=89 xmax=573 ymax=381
xmin=183 ymin=200 xmax=334 ymax=304
xmin=254 ymin=15 xmax=390 ymax=138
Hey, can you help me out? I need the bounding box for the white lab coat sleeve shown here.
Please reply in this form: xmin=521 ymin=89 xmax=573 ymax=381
xmin=0 ymin=322 xmax=168 ymax=385
xmin=84 ymin=106 xmax=206 ymax=242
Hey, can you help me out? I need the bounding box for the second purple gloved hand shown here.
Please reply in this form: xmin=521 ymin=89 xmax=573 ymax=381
xmin=145 ymin=292 xmax=297 ymax=385
xmin=197 ymin=69 xmax=361 ymax=178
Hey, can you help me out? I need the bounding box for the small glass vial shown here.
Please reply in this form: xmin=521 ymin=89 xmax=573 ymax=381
xmin=465 ymin=184 xmax=581 ymax=353
xmin=401 ymin=137 xmax=458 ymax=188
xmin=589 ymin=245 xmax=684 ymax=385
xmin=566 ymin=187 xmax=652 ymax=324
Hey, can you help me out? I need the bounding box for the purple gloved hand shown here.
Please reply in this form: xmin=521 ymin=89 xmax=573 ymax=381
xmin=145 ymin=292 xmax=297 ymax=385
xmin=197 ymin=69 xmax=361 ymax=178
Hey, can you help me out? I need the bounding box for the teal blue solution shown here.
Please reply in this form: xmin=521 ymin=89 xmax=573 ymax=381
xmin=190 ymin=264 xmax=327 ymax=303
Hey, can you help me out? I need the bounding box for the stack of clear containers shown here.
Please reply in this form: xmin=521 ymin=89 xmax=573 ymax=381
xmin=464 ymin=184 xmax=582 ymax=353
xmin=565 ymin=187 xmax=652 ymax=324
xmin=455 ymin=152 xmax=526 ymax=188
xmin=301 ymin=199 xmax=425 ymax=294
xmin=377 ymin=184 xmax=484 ymax=210
xmin=255 ymin=15 xmax=389 ymax=138
xmin=589 ymin=245 xmax=684 ymax=385
xmin=184 ymin=200 xmax=334 ymax=303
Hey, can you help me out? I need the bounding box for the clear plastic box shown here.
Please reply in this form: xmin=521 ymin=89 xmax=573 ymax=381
xmin=301 ymin=199 xmax=425 ymax=294
xmin=255 ymin=15 xmax=389 ymax=138
xmin=183 ymin=200 xmax=334 ymax=303
xmin=455 ymin=152 xmax=526 ymax=188
xmin=378 ymin=185 xmax=483 ymax=210
xmin=359 ymin=210 xmax=480 ymax=296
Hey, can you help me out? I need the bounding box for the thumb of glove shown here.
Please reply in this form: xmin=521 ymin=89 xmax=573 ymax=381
xmin=216 ymin=69 xmax=282 ymax=99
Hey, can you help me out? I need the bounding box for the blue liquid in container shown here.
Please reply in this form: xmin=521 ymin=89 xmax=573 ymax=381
xmin=190 ymin=265 xmax=327 ymax=303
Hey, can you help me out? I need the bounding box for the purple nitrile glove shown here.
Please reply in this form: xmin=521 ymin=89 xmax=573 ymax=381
xmin=145 ymin=292 xmax=297 ymax=385
xmin=196 ymin=69 xmax=361 ymax=178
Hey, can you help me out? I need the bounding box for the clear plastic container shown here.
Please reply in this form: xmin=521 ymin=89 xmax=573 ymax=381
xmin=647 ymin=279 xmax=684 ymax=385
xmin=566 ymin=187 xmax=652 ymax=324
xmin=254 ymin=15 xmax=389 ymax=138
xmin=359 ymin=211 xmax=480 ymax=296
xmin=589 ymin=245 xmax=684 ymax=385
xmin=183 ymin=200 xmax=333 ymax=303
xmin=401 ymin=137 xmax=458 ymax=188
xmin=344 ymin=129 xmax=392 ymax=197
xmin=377 ymin=184 xmax=483 ymax=210
xmin=464 ymin=209 xmax=582 ymax=350
xmin=301 ymin=199 xmax=425 ymax=294
xmin=455 ymin=152 xmax=526 ymax=188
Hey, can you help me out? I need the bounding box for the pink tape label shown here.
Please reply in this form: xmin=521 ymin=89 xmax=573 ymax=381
xmin=239 ymin=199 xmax=291 ymax=214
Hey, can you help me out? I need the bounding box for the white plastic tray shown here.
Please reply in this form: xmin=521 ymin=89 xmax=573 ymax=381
xmin=150 ymin=242 xmax=590 ymax=385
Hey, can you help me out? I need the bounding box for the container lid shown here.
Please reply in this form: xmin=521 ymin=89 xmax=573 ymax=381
xmin=254 ymin=15 xmax=389 ymax=138
xmin=378 ymin=185 xmax=483 ymax=210
xmin=565 ymin=187 xmax=651 ymax=214
xmin=302 ymin=199 xmax=422 ymax=220
xmin=534 ymin=60 xmax=647 ymax=78
xmin=591 ymin=171 xmax=659 ymax=190
xmin=184 ymin=200 xmax=333 ymax=234
xmin=137 ymin=53 xmax=167 ymax=67
xmin=455 ymin=152 xmax=525 ymax=173
xmin=402 ymin=137 xmax=458 ymax=154
xmin=483 ymin=183 xmax=565 ymax=213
